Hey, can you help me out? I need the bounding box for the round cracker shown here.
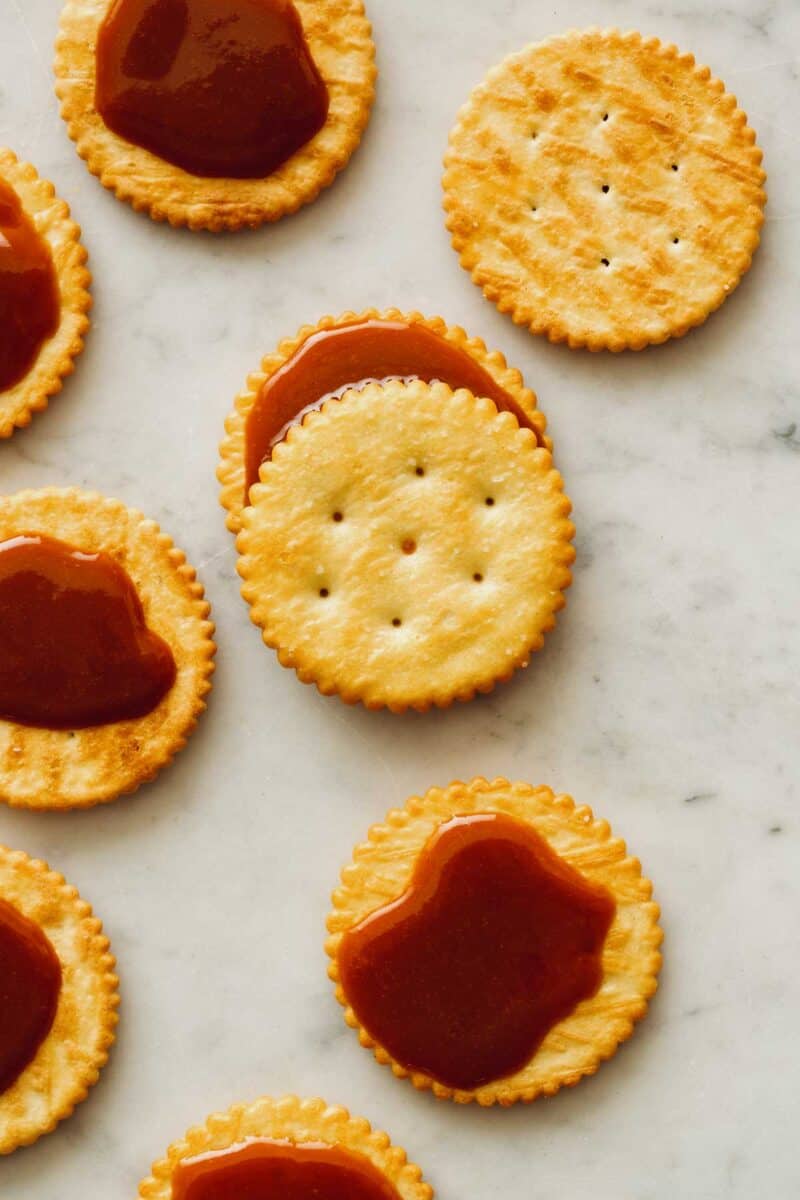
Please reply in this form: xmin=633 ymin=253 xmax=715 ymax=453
xmin=237 ymin=380 xmax=574 ymax=712
xmin=443 ymin=28 xmax=766 ymax=351
xmin=54 ymin=0 xmax=376 ymax=232
xmin=0 ymin=488 xmax=215 ymax=810
xmin=0 ymin=148 xmax=91 ymax=437
xmin=327 ymin=777 xmax=662 ymax=1106
xmin=218 ymin=307 xmax=550 ymax=535
xmin=138 ymin=1094 xmax=432 ymax=1200
xmin=0 ymin=845 xmax=119 ymax=1154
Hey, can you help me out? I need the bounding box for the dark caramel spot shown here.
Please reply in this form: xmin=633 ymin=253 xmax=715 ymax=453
xmin=95 ymin=0 xmax=330 ymax=178
xmin=243 ymin=319 xmax=544 ymax=500
xmin=337 ymin=812 xmax=615 ymax=1091
xmin=0 ymin=533 xmax=176 ymax=729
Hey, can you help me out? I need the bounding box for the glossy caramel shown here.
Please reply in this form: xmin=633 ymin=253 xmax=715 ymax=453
xmin=0 ymin=533 xmax=176 ymax=729
xmin=171 ymin=1138 xmax=402 ymax=1200
xmin=95 ymin=0 xmax=329 ymax=178
xmin=337 ymin=812 xmax=616 ymax=1091
xmin=0 ymin=897 xmax=61 ymax=1095
xmin=244 ymin=319 xmax=541 ymax=497
xmin=0 ymin=177 xmax=59 ymax=393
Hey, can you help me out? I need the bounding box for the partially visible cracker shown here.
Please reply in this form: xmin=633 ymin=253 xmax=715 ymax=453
xmin=218 ymin=307 xmax=550 ymax=535
xmin=0 ymin=845 xmax=119 ymax=1154
xmin=0 ymin=488 xmax=215 ymax=810
xmin=237 ymin=380 xmax=574 ymax=711
xmin=0 ymin=148 xmax=91 ymax=437
xmin=54 ymin=0 xmax=376 ymax=231
xmin=327 ymin=777 xmax=662 ymax=1106
xmin=443 ymin=28 xmax=766 ymax=350
xmin=138 ymin=1094 xmax=433 ymax=1200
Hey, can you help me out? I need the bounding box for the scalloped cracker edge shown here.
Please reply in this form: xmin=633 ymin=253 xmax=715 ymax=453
xmin=0 ymin=148 xmax=91 ymax=436
xmin=218 ymin=306 xmax=550 ymax=535
xmin=138 ymin=1094 xmax=433 ymax=1200
xmin=236 ymin=380 xmax=573 ymax=711
xmin=0 ymin=487 xmax=215 ymax=809
xmin=0 ymin=845 xmax=119 ymax=1154
xmin=327 ymin=777 xmax=662 ymax=1105
xmin=54 ymin=0 xmax=376 ymax=231
xmin=443 ymin=28 xmax=766 ymax=350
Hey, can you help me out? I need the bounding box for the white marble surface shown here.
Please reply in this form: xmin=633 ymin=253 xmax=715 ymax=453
xmin=2 ymin=0 xmax=799 ymax=1196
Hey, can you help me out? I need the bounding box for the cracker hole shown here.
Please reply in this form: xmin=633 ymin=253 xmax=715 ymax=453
xmin=602 ymin=112 xmax=609 ymax=122
xmin=672 ymin=237 xmax=680 ymax=244
xmin=332 ymin=511 xmax=343 ymax=522
xmin=531 ymin=129 xmax=538 ymax=139
xmin=473 ymin=572 xmax=484 ymax=583
xmin=671 ymin=163 xmax=679 ymax=172
xmin=391 ymin=617 xmax=402 ymax=627
xmin=484 ymin=496 xmax=495 ymax=506
xmin=414 ymin=466 xmax=425 ymax=477
xmin=401 ymin=538 xmax=417 ymax=555
xmin=319 ymin=587 xmax=330 ymax=598
xmin=601 ymin=184 xmax=610 ymax=194
xmin=601 ymin=258 xmax=610 ymax=267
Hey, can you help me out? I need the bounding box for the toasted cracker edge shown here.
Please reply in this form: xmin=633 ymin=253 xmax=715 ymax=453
xmin=326 ymin=776 xmax=663 ymax=1105
xmin=0 ymin=845 xmax=119 ymax=1154
xmin=0 ymin=147 xmax=91 ymax=437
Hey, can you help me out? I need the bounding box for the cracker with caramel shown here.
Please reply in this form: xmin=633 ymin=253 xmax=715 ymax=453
xmin=218 ymin=307 xmax=549 ymax=534
xmin=327 ymin=777 xmax=662 ymax=1106
xmin=237 ymin=380 xmax=573 ymax=711
xmin=138 ymin=1094 xmax=432 ymax=1200
xmin=443 ymin=28 xmax=766 ymax=350
xmin=0 ymin=488 xmax=215 ymax=810
xmin=0 ymin=148 xmax=91 ymax=437
xmin=0 ymin=845 xmax=119 ymax=1154
xmin=54 ymin=0 xmax=376 ymax=232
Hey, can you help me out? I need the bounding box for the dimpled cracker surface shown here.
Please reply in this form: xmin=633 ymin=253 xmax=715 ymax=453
xmin=138 ymin=1095 xmax=432 ymax=1200
xmin=237 ymin=380 xmax=574 ymax=711
xmin=0 ymin=488 xmax=215 ymax=809
xmin=0 ymin=846 xmax=119 ymax=1154
xmin=217 ymin=306 xmax=549 ymax=535
xmin=54 ymin=0 xmax=376 ymax=231
xmin=326 ymin=778 xmax=662 ymax=1106
xmin=443 ymin=28 xmax=766 ymax=350
xmin=0 ymin=148 xmax=91 ymax=437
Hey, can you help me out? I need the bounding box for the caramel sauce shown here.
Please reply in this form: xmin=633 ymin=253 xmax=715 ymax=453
xmin=95 ymin=0 xmax=329 ymax=178
xmin=244 ymin=319 xmax=542 ymax=498
xmin=337 ymin=812 xmax=616 ymax=1091
xmin=171 ymin=1138 xmax=402 ymax=1200
xmin=0 ymin=177 xmax=59 ymax=393
xmin=0 ymin=897 xmax=61 ymax=1094
xmin=0 ymin=533 xmax=176 ymax=729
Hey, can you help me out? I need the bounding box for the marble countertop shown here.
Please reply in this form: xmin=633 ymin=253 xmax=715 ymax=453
xmin=2 ymin=1 xmax=799 ymax=1197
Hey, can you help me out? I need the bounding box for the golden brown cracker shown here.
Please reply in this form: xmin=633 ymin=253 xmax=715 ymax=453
xmin=0 ymin=845 xmax=119 ymax=1154
xmin=237 ymin=380 xmax=573 ymax=711
xmin=138 ymin=1094 xmax=433 ymax=1200
xmin=0 ymin=488 xmax=215 ymax=810
xmin=0 ymin=148 xmax=91 ymax=437
xmin=54 ymin=0 xmax=376 ymax=231
xmin=218 ymin=307 xmax=549 ymax=535
xmin=443 ymin=28 xmax=766 ymax=350
xmin=327 ymin=777 xmax=663 ymax=1105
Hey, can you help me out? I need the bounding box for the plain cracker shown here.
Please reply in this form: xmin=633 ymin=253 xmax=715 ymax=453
xmin=54 ymin=0 xmax=376 ymax=231
xmin=443 ymin=28 xmax=766 ymax=350
xmin=0 ymin=148 xmax=91 ymax=437
xmin=327 ymin=777 xmax=663 ymax=1106
xmin=237 ymin=380 xmax=574 ymax=711
xmin=218 ymin=307 xmax=550 ymax=535
xmin=0 ymin=845 xmax=119 ymax=1154
xmin=0 ymin=488 xmax=215 ymax=810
